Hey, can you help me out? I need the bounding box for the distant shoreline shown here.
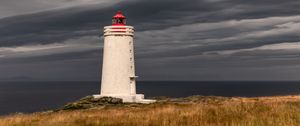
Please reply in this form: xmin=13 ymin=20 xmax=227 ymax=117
xmin=2 ymin=81 xmax=300 ymax=116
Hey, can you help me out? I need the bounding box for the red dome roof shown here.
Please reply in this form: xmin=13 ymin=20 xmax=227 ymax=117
xmin=113 ymin=11 xmax=126 ymax=19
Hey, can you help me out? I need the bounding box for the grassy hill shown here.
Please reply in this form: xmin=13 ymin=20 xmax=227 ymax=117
xmin=1 ymin=95 xmax=300 ymax=126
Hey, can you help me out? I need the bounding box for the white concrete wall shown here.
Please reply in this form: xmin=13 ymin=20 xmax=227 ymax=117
xmin=101 ymin=26 xmax=136 ymax=96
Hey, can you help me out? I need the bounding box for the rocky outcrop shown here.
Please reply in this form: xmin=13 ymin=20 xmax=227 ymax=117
xmin=60 ymin=96 xmax=123 ymax=110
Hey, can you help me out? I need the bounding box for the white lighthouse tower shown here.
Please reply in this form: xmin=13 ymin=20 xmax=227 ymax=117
xmin=94 ymin=11 xmax=155 ymax=103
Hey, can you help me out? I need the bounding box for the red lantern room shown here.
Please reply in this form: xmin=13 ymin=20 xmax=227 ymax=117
xmin=112 ymin=11 xmax=126 ymax=26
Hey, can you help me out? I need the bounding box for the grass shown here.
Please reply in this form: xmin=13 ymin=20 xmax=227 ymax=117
xmin=1 ymin=95 xmax=300 ymax=126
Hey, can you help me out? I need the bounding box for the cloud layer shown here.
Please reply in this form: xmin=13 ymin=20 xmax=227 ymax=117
xmin=1 ymin=0 xmax=300 ymax=81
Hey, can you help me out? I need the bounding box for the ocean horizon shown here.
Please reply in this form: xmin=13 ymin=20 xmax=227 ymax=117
xmin=1 ymin=81 xmax=300 ymax=115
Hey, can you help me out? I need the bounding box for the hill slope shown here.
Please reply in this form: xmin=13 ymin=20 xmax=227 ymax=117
xmin=1 ymin=95 xmax=300 ymax=126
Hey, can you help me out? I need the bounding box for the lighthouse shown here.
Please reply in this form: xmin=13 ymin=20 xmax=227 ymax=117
xmin=94 ymin=11 xmax=155 ymax=103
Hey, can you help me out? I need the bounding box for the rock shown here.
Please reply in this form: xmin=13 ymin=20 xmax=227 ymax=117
xmin=60 ymin=96 xmax=123 ymax=111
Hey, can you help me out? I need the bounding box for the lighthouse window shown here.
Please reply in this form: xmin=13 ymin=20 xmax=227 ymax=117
xmin=117 ymin=19 xmax=121 ymax=23
xmin=112 ymin=19 xmax=117 ymax=24
xmin=112 ymin=18 xmax=126 ymax=25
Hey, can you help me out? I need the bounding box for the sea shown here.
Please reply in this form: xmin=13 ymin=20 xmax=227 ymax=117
xmin=1 ymin=81 xmax=300 ymax=115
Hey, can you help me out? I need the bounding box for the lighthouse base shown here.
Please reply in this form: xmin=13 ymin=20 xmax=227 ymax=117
xmin=93 ymin=94 xmax=156 ymax=104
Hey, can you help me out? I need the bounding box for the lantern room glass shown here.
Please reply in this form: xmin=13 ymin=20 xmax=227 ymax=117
xmin=112 ymin=18 xmax=126 ymax=25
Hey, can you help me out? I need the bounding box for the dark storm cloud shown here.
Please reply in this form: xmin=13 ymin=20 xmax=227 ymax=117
xmin=1 ymin=0 xmax=300 ymax=80
xmin=2 ymin=0 xmax=300 ymax=47
xmin=0 ymin=0 xmax=112 ymax=18
xmin=0 ymin=0 xmax=297 ymax=44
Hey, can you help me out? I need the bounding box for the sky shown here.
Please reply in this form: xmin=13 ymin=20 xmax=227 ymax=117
xmin=1 ymin=0 xmax=300 ymax=81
